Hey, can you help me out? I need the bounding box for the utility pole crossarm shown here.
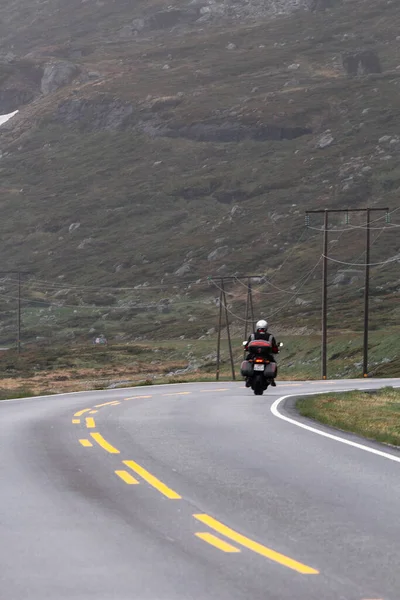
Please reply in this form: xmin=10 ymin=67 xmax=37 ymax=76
xmin=306 ymin=208 xmax=389 ymax=213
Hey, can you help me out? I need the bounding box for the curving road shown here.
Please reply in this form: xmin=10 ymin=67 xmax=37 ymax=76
xmin=1 ymin=378 xmax=400 ymax=600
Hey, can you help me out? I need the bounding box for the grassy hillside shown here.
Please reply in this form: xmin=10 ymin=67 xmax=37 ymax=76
xmin=0 ymin=0 xmax=399 ymax=363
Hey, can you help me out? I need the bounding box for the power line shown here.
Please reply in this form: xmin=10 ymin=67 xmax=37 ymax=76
xmin=346 ymin=223 xmax=400 ymax=230
xmin=0 ymin=292 xmax=216 ymax=311
xmin=266 ymin=258 xmax=323 ymax=319
xmin=306 ymin=224 xmax=398 ymax=232
xmin=209 ymin=279 xmax=248 ymax=322
xmin=306 ymin=204 xmax=399 ymax=232
xmin=2 ymin=276 xmax=214 ymax=292
xmin=234 ymin=261 xmax=322 ymax=297
xmin=306 ymin=206 xmax=391 ymax=379
xmin=210 ymin=256 xmax=323 ymax=322
xmin=263 ymin=226 xmax=310 ymax=281
xmin=323 ymin=254 xmax=400 ymax=267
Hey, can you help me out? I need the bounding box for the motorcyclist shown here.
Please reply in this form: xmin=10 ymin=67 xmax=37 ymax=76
xmin=244 ymin=319 xmax=279 ymax=387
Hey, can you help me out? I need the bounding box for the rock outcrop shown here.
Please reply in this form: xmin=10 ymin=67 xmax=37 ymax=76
xmin=0 ymin=89 xmax=34 ymax=113
xmin=208 ymin=246 xmax=231 ymax=261
xmin=128 ymin=0 xmax=335 ymax=33
xmin=0 ymin=59 xmax=43 ymax=112
xmin=41 ymin=61 xmax=80 ymax=95
xmin=342 ymin=50 xmax=382 ymax=76
xmin=307 ymin=0 xmax=340 ymax=10
xmin=157 ymin=122 xmax=312 ymax=143
xmin=54 ymin=97 xmax=133 ymax=131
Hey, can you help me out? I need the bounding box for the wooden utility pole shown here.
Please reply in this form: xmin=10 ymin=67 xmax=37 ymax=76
xmin=0 ymin=270 xmax=29 ymax=353
xmin=322 ymin=210 xmax=328 ymax=379
xmin=222 ymin=279 xmax=236 ymax=381
xmin=244 ymin=278 xmax=250 ymax=343
xmin=249 ymin=280 xmax=255 ymax=334
xmin=17 ymin=271 xmax=21 ymax=354
xmin=306 ymin=208 xmax=388 ymax=379
xmin=244 ymin=277 xmax=255 ymax=343
xmin=216 ymin=286 xmax=223 ymax=381
xmin=213 ymin=275 xmax=262 ymax=381
xmin=363 ymin=208 xmax=371 ymax=378
xmin=215 ymin=279 xmax=235 ymax=381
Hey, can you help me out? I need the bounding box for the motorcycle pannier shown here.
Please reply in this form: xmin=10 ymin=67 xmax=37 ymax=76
xmin=264 ymin=362 xmax=277 ymax=377
xmin=240 ymin=360 xmax=253 ymax=377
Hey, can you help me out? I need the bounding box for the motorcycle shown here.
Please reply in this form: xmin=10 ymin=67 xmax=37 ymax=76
xmin=240 ymin=340 xmax=283 ymax=395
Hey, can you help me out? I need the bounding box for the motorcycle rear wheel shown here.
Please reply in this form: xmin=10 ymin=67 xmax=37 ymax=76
xmin=253 ymin=375 xmax=264 ymax=395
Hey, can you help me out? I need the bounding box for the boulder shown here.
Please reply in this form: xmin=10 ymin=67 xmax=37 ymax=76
xmin=41 ymin=61 xmax=80 ymax=95
xmin=295 ymin=297 xmax=311 ymax=306
xmin=342 ymin=50 xmax=382 ymax=77
xmin=148 ymin=95 xmax=183 ymax=111
xmin=333 ymin=269 xmax=363 ymax=285
xmin=131 ymin=18 xmax=146 ymax=32
xmin=175 ymin=263 xmax=191 ymax=276
xmin=208 ymin=246 xmax=230 ymax=261
xmin=316 ymin=132 xmax=334 ymax=149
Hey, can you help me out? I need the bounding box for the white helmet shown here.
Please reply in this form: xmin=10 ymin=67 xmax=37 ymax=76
xmin=256 ymin=319 xmax=268 ymax=331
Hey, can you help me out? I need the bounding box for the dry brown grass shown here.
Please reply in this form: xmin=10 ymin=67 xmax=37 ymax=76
xmin=0 ymin=360 xmax=192 ymax=396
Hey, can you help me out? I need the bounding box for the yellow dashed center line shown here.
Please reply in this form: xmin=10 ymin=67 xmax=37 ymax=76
xmin=115 ymin=470 xmax=140 ymax=485
xmin=90 ymin=432 xmax=120 ymax=454
xmin=79 ymin=439 xmax=93 ymax=447
xmin=196 ymin=532 xmax=241 ymax=553
xmin=193 ymin=514 xmax=319 ymax=575
xmin=123 ymin=459 xmax=181 ymax=499
xmin=71 ymin=393 xmax=320 ymax=576
xmin=89 ymin=410 xmax=98 ymax=414
xmin=74 ymin=408 xmax=91 ymax=417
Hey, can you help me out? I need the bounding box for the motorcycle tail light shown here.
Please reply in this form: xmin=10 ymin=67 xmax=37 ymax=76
xmin=255 ymin=358 xmax=264 ymax=363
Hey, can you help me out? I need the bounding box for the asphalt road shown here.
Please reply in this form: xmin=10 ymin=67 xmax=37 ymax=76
xmin=1 ymin=378 xmax=400 ymax=600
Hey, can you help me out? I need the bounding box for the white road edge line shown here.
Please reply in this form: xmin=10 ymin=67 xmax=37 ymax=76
xmin=271 ymin=388 xmax=400 ymax=464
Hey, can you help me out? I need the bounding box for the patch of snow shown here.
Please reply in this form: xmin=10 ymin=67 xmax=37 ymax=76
xmin=0 ymin=110 xmax=19 ymax=126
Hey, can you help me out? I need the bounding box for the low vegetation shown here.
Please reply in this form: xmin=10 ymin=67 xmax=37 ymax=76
xmin=0 ymin=327 xmax=398 ymax=397
xmin=297 ymin=387 xmax=400 ymax=446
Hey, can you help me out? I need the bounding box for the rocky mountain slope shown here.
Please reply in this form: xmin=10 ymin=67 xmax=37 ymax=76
xmin=0 ymin=0 xmax=399 ymax=346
